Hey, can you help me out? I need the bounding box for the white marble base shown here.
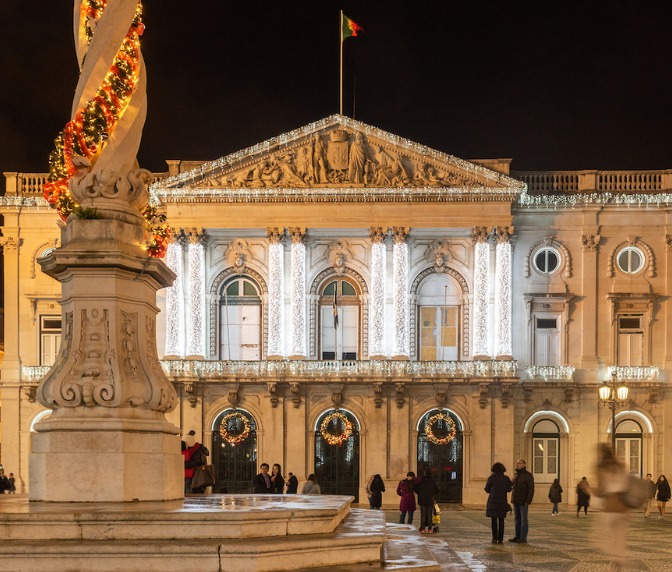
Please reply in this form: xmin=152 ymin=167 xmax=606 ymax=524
xmin=29 ymin=428 xmax=182 ymax=502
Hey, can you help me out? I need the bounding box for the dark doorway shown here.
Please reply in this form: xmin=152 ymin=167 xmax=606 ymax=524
xmin=212 ymin=409 xmax=257 ymax=493
xmin=314 ymin=409 xmax=360 ymax=501
xmin=417 ymin=409 xmax=463 ymax=503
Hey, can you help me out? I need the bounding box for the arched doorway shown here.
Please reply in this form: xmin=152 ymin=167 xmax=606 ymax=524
xmin=616 ymin=419 xmax=643 ymax=475
xmin=212 ymin=409 xmax=258 ymax=493
xmin=531 ymin=419 xmax=560 ymax=485
xmin=314 ymin=409 xmax=360 ymax=501
xmin=417 ymin=409 xmax=463 ymax=502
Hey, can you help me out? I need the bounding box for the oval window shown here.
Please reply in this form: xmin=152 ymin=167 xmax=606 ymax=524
xmin=617 ymin=247 xmax=644 ymax=274
xmin=533 ymin=248 xmax=560 ymax=274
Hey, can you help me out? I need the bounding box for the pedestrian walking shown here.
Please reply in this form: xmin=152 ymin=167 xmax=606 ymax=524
xmin=485 ymin=462 xmax=512 ymax=544
xmin=397 ymin=471 xmax=417 ymax=524
xmin=643 ymin=473 xmax=656 ymax=518
xmin=576 ymin=476 xmax=591 ymax=517
xmin=368 ymin=474 xmax=385 ymax=509
xmin=286 ymin=472 xmax=299 ymax=494
xmin=548 ymin=478 xmax=563 ymax=515
xmin=655 ymin=474 xmax=671 ymax=519
xmin=594 ymin=444 xmax=630 ymax=572
xmin=509 ymin=458 xmax=534 ymax=543
xmin=7 ymin=473 xmax=16 ymax=494
xmin=416 ymin=468 xmax=440 ymax=533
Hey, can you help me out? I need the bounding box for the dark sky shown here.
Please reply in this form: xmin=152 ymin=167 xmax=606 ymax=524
xmin=1 ymin=0 xmax=671 ymax=178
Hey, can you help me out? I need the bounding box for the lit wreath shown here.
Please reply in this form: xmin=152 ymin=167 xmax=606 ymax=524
xmin=320 ymin=411 xmax=353 ymax=446
xmin=219 ymin=411 xmax=251 ymax=446
xmin=425 ymin=412 xmax=457 ymax=446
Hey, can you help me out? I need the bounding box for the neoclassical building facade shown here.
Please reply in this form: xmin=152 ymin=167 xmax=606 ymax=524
xmin=0 ymin=115 xmax=669 ymax=504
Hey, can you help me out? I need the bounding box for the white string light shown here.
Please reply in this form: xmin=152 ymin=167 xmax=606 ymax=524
xmin=393 ymin=241 xmax=409 ymax=357
xmin=473 ymin=241 xmax=490 ymax=357
xmin=494 ymin=241 xmax=512 ymax=357
xmin=186 ymin=239 xmax=205 ymax=357
xmin=290 ymin=241 xmax=306 ymax=357
xmin=267 ymin=241 xmax=284 ymax=357
xmin=369 ymin=242 xmax=386 ymax=357
xmin=164 ymin=240 xmax=184 ymax=357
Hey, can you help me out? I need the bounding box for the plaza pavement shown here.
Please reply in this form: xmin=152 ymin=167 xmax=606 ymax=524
xmin=381 ymin=505 xmax=672 ymax=572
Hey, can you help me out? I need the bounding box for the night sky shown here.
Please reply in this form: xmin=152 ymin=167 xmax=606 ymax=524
xmin=1 ymin=1 xmax=671 ymax=179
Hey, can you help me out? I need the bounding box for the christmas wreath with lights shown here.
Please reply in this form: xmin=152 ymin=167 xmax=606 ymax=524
xmin=219 ymin=411 xmax=251 ymax=446
xmin=425 ymin=412 xmax=457 ymax=445
xmin=320 ymin=411 xmax=353 ymax=446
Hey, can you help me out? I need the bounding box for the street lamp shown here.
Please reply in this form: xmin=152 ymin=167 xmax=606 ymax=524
xmin=598 ymin=371 xmax=629 ymax=450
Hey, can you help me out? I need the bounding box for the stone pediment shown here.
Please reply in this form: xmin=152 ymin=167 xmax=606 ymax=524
xmin=152 ymin=115 xmax=524 ymax=200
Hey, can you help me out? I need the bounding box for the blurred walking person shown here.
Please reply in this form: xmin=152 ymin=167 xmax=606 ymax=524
xmin=368 ymin=474 xmax=385 ymax=510
xmin=485 ymin=462 xmax=512 ymax=544
xmin=594 ymin=444 xmax=630 ymax=572
xmin=643 ymin=473 xmax=656 ymax=518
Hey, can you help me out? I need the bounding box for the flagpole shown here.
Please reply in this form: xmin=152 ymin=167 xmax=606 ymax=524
xmin=339 ymin=10 xmax=343 ymax=115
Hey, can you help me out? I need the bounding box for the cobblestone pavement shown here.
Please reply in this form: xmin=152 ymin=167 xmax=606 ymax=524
xmin=383 ymin=506 xmax=672 ymax=572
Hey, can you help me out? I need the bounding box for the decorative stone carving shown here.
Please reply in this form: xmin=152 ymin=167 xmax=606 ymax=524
xmin=184 ymin=383 xmax=197 ymax=408
xmin=288 ymin=227 xmax=307 ymax=244
xmin=266 ymin=227 xmax=285 ymax=244
xmin=23 ymin=385 xmax=38 ymax=403
xmin=500 ymin=385 xmax=512 ymax=409
xmin=373 ymin=383 xmax=383 ymax=408
xmin=581 ymin=234 xmax=601 ymax=252
xmin=228 ymin=385 xmax=240 ymax=409
xmin=479 ymin=383 xmax=489 ymax=409
xmin=428 ymin=241 xmax=453 ymax=273
xmin=369 ymin=227 xmax=387 ymax=244
xmin=395 ymin=383 xmax=405 ymax=408
xmin=0 ymin=236 xmax=21 ymax=252
xmin=606 ymin=236 xmax=655 ymax=278
xmin=330 ymin=385 xmax=344 ymax=409
xmin=391 ymin=227 xmax=409 ymax=244
xmin=523 ymin=387 xmax=533 ymax=403
xmin=471 ymin=226 xmax=490 ymax=244
xmin=328 ymin=240 xmax=354 ymax=274
xmin=226 ymin=239 xmax=253 ymax=272
xmin=435 ymin=389 xmax=447 ymax=408
xmin=290 ymin=382 xmax=301 ymax=408
xmin=267 ymin=382 xmax=279 ymax=408
xmin=564 ymin=387 xmax=574 ymax=403
xmin=494 ymin=226 xmax=515 ymax=244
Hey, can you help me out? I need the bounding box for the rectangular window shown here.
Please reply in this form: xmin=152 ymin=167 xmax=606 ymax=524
xmin=616 ymin=438 xmax=642 ymax=475
xmin=321 ymin=305 xmax=358 ymax=360
xmin=419 ymin=306 xmax=458 ymax=361
xmin=40 ymin=315 xmax=62 ymax=366
xmin=534 ymin=315 xmax=560 ymax=366
xmin=617 ymin=314 xmax=643 ymax=366
xmin=532 ymin=437 xmax=559 ymax=484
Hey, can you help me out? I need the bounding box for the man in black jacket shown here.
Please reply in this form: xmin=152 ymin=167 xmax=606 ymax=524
xmin=416 ymin=467 xmax=440 ymax=533
xmin=253 ymin=463 xmax=272 ymax=494
xmin=509 ymin=458 xmax=535 ymax=543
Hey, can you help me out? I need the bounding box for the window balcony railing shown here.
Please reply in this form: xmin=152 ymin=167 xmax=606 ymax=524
xmin=523 ymin=365 xmax=575 ymax=382
xmin=22 ymin=359 xmax=518 ymax=383
xmin=606 ymin=365 xmax=660 ymax=382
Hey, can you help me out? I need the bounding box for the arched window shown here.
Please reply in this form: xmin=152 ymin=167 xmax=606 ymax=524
xmin=417 ymin=409 xmax=463 ymax=502
xmin=416 ymin=274 xmax=460 ymax=360
xmin=320 ymin=278 xmax=360 ymax=360
xmin=615 ymin=419 xmax=643 ymax=475
xmin=212 ymin=408 xmax=258 ymax=493
xmin=220 ymin=277 xmax=262 ymax=360
xmin=314 ymin=409 xmax=360 ymax=500
xmin=531 ymin=419 xmax=560 ymax=484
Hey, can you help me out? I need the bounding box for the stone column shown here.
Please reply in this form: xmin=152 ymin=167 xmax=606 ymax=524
xmin=185 ymin=229 xmax=206 ymax=359
xmin=289 ymin=227 xmax=307 ymax=359
xmin=267 ymin=227 xmax=285 ymax=359
xmin=392 ymin=227 xmax=410 ymax=360
xmin=472 ymin=226 xmax=491 ymax=359
xmin=369 ymin=227 xmax=387 ymax=359
xmin=580 ymin=232 xmax=601 ymax=370
xmin=164 ymin=231 xmax=184 ymax=358
xmin=494 ymin=226 xmax=514 ymax=359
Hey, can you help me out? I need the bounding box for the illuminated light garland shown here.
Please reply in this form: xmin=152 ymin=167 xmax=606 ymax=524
xmin=164 ymin=239 xmax=184 ymax=357
xmin=369 ymin=241 xmax=387 ymax=356
xmin=186 ymin=237 xmax=205 ymax=357
xmin=472 ymin=240 xmax=490 ymax=357
xmin=319 ymin=411 xmax=353 ymax=446
xmin=494 ymin=240 xmax=512 ymax=357
xmin=425 ymin=412 xmax=457 ymax=446
xmin=42 ymin=1 xmax=167 ymax=258
xmin=267 ymin=240 xmax=284 ymax=357
xmin=219 ymin=411 xmax=251 ymax=446
xmin=290 ymin=240 xmax=306 ymax=357
xmin=392 ymin=240 xmax=409 ymax=357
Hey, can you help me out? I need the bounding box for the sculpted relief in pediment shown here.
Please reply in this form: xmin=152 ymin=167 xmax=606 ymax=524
xmin=204 ymin=129 xmax=478 ymax=189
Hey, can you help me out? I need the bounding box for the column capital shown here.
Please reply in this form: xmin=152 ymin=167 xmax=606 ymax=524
xmin=581 ymin=234 xmax=601 ymax=252
xmin=266 ymin=227 xmax=285 ymax=244
xmin=369 ymin=226 xmax=388 ymax=244
xmin=471 ymin=226 xmax=490 ymax=244
xmin=0 ymin=235 xmax=22 ymax=252
xmin=494 ymin=226 xmax=515 ymax=244
xmin=186 ymin=227 xmax=206 ymax=245
xmin=288 ymin=227 xmax=307 ymax=244
xmin=391 ymin=226 xmax=409 ymax=244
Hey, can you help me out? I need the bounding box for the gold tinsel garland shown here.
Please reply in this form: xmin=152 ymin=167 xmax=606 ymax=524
xmin=319 ymin=411 xmax=353 ymax=446
xmin=219 ymin=411 xmax=251 ymax=446
xmin=425 ymin=412 xmax=457 ymax=446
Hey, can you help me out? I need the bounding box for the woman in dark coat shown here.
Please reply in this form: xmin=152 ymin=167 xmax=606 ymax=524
xmin=270 ymin=463 xmax=285 ymax=494
xmin=656 ymin=474 xmax=671 ymax=518
xmin=485 ymin=462 xmax=512 ymax=544
xmin=369 ymin=474 xmax=385 ymax=509
xmin=548 ymin=478 xmax=563 ymax=515
xmin=397 ymin=471 xmax=417 ymax=524
xmin=576 ymin=477 xmax=591 ymax=516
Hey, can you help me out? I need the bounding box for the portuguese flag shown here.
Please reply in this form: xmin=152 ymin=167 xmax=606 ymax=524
xmin=341 ymin=13 xmax=363 ymax=41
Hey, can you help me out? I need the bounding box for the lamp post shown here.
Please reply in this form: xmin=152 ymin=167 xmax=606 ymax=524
xmin=598 ymin=370 xmax=629 ymax=451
